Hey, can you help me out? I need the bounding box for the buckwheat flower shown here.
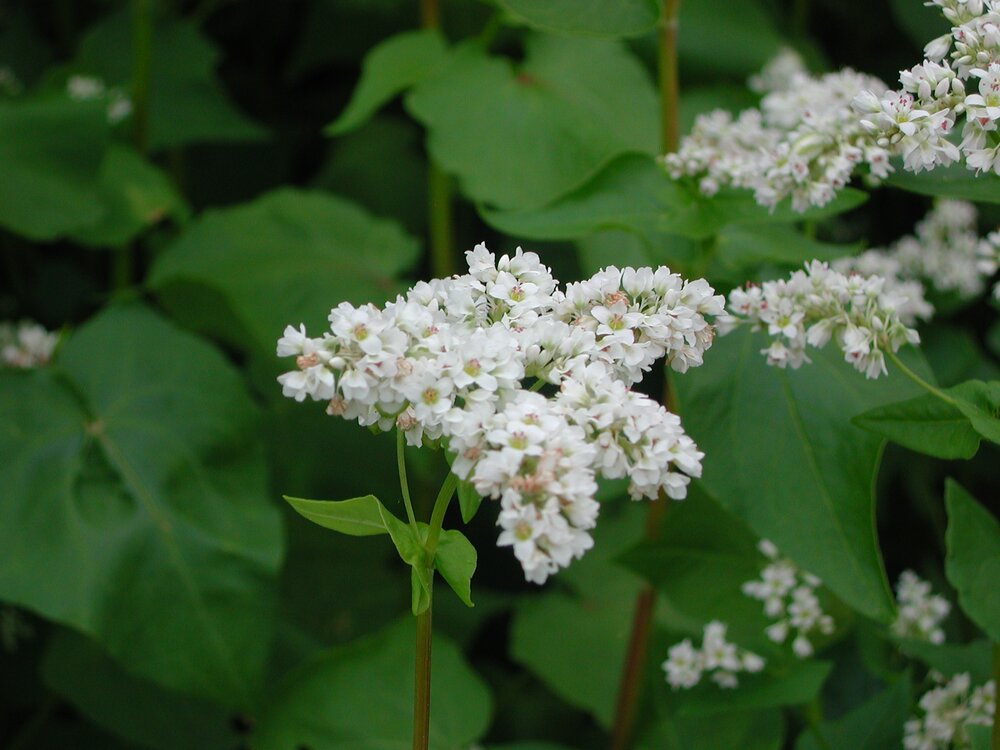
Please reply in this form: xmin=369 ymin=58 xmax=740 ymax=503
xmin=666 ymin=50 xmax=891 ymax=211
xmin=743 ymin=540 xmax=834 ymax=658
xmin=662 ymin=621 xmax=765 ymax=690
xmin=903 ymin=673 xmax=995 ymax=749
xmin=67 ymin=74 xmax=105 ymax=100
xmin=891 ymin=570 xmax=951 ymax=644
xmin=0 ymin=321 xmax=59 ymax=369
xmin=721 ymin=262 xmax=921 ymax=379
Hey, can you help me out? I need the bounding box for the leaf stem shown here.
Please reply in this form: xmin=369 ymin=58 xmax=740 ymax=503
xmin=886 ymin=350 xmax=959 ymax=408
xmin=413 ymin=600 xmax=433 ymax=750
xmin=397 ymin=428 xmax=421 ymax=536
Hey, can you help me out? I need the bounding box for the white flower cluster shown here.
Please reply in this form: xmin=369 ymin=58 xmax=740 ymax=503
xmin=717 ymin=261 xmax=922 ymax=378
xmin=0 ymin=321 xmax=58 ymax=369
xmin=662 ymin=621 xmax=765 ymax=690
xmin=854 ymin=0 xmax=1000 ymax=175
xmin=891 ymin=570 xmax=951 ymax=645
xmin=835 ymin=200 xmax=1000 ymax=312
xmin=66 ymin=74 xmax=132 ymax=125
xmin=664 ymin=50 xmax=892 ymax=212
xmin=741 ymin=540 xmax=834 ymax=658
xmin=904 ymin=673 xmax=995 ymax=750
xmin=277 ymin=245 xmax=723 ymax=583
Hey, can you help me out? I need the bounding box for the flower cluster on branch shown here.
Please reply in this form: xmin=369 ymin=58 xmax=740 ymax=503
xmin=277 ymin=245 xmax=723 ymax=582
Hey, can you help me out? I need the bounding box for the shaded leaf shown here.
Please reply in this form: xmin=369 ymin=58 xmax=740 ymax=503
xmin=948 ymin=380 xmax=1000 ymax=445
xmin=253 ymin=618 xmax=492 ymax=750
xmin=0 ymin=97 xmax=107 ymax=239
xmin=75 ymin=11 xmax=266 ymax=149
xmin=42 ymin=629 xmax=238 ymax=750
xmin=149 ymin=188 xmax=420 ymax=355
xmin=0 ymin=305 xmax=282 ymax=708
xmin=638 ymin=709 xmax=783 ymax=750
xmin=72 ymin=144 xmax=189 ymax=248
xmin=945 ymin=480 xmax=1000 ymax=641
xmin=674 ymin=661 xmax=833 ymax=717
xmin=407 ymin=36 xmax=658 ymax=210
xmin=794 ymin=678 xmax=910 ymax=750
xmin=457 ymin=479 xmax=484 ymax=523
xmin=326 ymin=29 xmax=448 ymax=136
xmin=896 ymin=638 xmax=994 ymax=684
xmin=496 ymin=0 xmax=660 ymax=38
xmin=678 ymin=0 xmax=786 ymax=78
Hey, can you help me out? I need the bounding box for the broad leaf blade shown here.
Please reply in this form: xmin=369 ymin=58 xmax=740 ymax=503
xmin=944 ymin=480 xmax=1000 ymax=641
xmin=948 ymin=380 xmax=1000 ymax=445
xmin=457 ymin=479 xmax=484 ymax=523
xmin=885 ymin=161 xmax=1000 ymax=204
xmin=326 ymin=29 xmax=448 ymax=136
xmin=149 ymin=189 xmax=420 ymax=356
xmin=283 ymin=495 xmax=389 ymax=536
xmin=406 ymin=36 xmax=658 ymax=211
xmin=794 ymin=678 xmax=910 ymax=750
xmin=0 ymin=304 xmax=282 ymax=708
xmin=673 ymin=329 xmax=928 ymax=621
xmin=253 ymin=619 xmax=492 ymax=750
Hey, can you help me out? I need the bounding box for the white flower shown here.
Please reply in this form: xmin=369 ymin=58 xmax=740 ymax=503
xmin=662 ymin=621 xmax=766 ymax=690
xmin=67 ymin=74 xmax=105 ymax=100
xmin=0 ymin=321 xmax=59 ymax=369
xmin=891 ymin=570 xmax=951 ymax=644
xmin=904 ymin=673 xmax=995 ymax=749
xmin=721 ymin=262 xmax=921 ymax=379
xmin=742 ymin=540 xmax=834 ymax=658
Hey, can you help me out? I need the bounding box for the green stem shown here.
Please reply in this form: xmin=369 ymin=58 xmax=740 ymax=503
xmin=413 ymin=601 xmax=433 ymax=750
xmin=992 ymin=643 xmax=1000 ymax=750
xmin=424 ymin=472 xmax=458 ymax=559
xmin=658 ymin=0 xmax=681 ymax=155
xmin=397 ymin=429 xmax=421 ymax=535
xmin=886 ymin=350 xmax=960 ymax=407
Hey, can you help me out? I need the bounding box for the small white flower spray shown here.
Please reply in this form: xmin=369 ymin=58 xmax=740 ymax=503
xmin=904 ymin=673 xmax=995 ymax=749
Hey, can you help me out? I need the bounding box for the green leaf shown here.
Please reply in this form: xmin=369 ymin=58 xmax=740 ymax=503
xmin=406 ymin=36 xmax=658 ymax=210
xmin=853 ymin=393 xmax=982 ymax=460
xmin=715 ymin=224 xmax=858 ymax=275
xmin=675 ymin=661 xmax=833 ymax=717
xmin=496 ymin=0 xmax=660 ymax=38
xmin=885 ymin=160 xmax=1000 ymax=204
xmin=435 ymin=529 xmax=477 ymax=607
xmin=673 ymin=328 xmax=929 ymax=621
xmin=326 ymin=29 xmax=448 ymax=136
xmin=967 ymin=725 xmax=993 ymax=750
xmin=0 ymin=97 xmax=107 ymax=239
xmin=945 ymin=480 xmax=1000 ymax=641
xmin=457 ymin=479 xmax=484 ymax=523
xmin=638 ymin=709 xmax=784 ymax=750
xmin=149 ymin=188 xmax=420 ymax=355
xmin=72 ymin=144 xmax=189 ymax=248
xmin=74 ymin=11 xmax=266 ymax=149
xmin=794 ymin=678 xmax=910 ymax=750
xmin=253 ymin=618 xmax=492 ymax=750
xmin=481 ymin=155 xmax=867 ymax=241
xmin=0 ymin=304 xmax=282 ymax=708
xmin=42 ymin=629 xmax=239 ymax=750
xmin=896 ymin=638 xmax=995 ymax=684
xmin=678 ymin=0 xmax=786 ymax=78
xmin=283 ymin=494 xmax=391 ymax=536
xmin=947 ymin=380 xmax=1000 ymax=445
xmin=411 ymin=565 xmax=433 ymax=616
